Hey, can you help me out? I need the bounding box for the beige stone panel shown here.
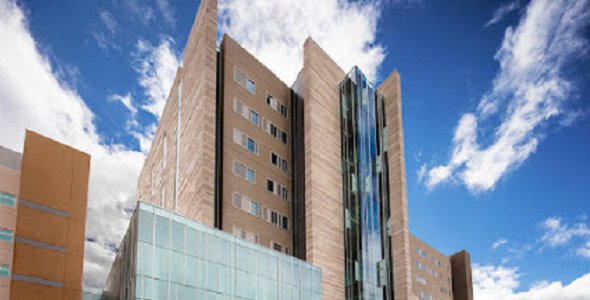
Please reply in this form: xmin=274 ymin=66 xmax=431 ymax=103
xmin=19 ymin=131 xmax=74 ymax=212
xmin=136 ymin=0 xmax=218 ymax=226
xmin=219 ymin=35 xmax=293 ymax=252
xmin=378 ymin=70 xmax=413 ymax=300
xmin=67 ymin=219 xmax=85 ymax=257
xmin=0 ymin=205 xmax=16 ymax=231
xmin=410 ymin=234 xmax=454 ymax=300
xmin=12 ymin=242 xmax=66 ymax=282
xmin=0 ymin=281 xmax=9 ymax=300
xmin=10 ymin=280 xmax=63 ymax=300
xmin=303 ymin=38 xmax=345 ymax=300
xmin=0 ymin=165 xmax=20 ymax=196
xmin=16 ymin=205 xmax=68 ymax=247
xmin=64 ymin=254 xmax=83 ymax=291
xmin=69 ymin=150 xmax=90 ymax=223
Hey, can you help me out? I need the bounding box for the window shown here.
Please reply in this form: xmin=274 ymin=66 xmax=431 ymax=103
xmin=234 ymin=160 xmax=255 ymax=184
xmin=271 ymin=242 xmax=289 ymax=254
xmin=0 ymin=265 xmax=9 ymax=278
xmin=234 ymin=98 xmax=259 ymax=127
xmin=0 ymin=228 xmax=13 ymax=242
xmin=233 ymin=192 xmax=259 ymax=217
xmin=270 ymin=152 xmax=288 ymax=172
xmin=262 ymin=206 xmax=289 ymax=231
xmin=234 ymin=67 xmax=255 ymax=95
xmin=266 ymin=94 xmax=288 ymax=119
xmin=233 ymin=128 xmax=259 ymax=155
xmin=163 ymin=134 xmax=167 ymax=169
xmin=0 ymin=192 xmax=16 ymax=207
xmin=266 ymin=179 xmax=288 ymax=201
xmin=232 ymin=226 xmax=259 ymax=243
xmin=161 ymin=185 xmax=165 ymax=207
xmin=247 ymin=79 xmax=256 ymax=94
xmin=262 ymin=119 xmax=288 ymax=145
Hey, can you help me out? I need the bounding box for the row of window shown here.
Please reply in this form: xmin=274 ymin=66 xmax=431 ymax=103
xmin=0 ymin=265 xmax=9 ymax=278
xmin=232 ymin=192 xmax=259 ymax=218
xmin=234 ymin=98 xmax=259 ymax=127
xmin=233 ymin=160 xmax=256 ymax=184
xmin=262 ymin=119 xmax=288 ymax=145
xmin=416 ymin=261 xmax=443 ymax=280
xmin=266 ymin=94 xmax=288 ymax=119
xmin=0 ymin=228 xmax=13 ymax=242
xmin=0 ymin=192 xmax=16 ymax=207
xmin=234 ymin=68 xmax=256 ymax=95
xmin=271 ymin=241 xmax=289 ymax=255
xmin=418 ymin=291 xmax=446 ymax=300
xmin=416 ymin=274 xmax=427 ymax=285
xmin=233 ymin=128 xmax=259 ymax=155
xmin=232 ymin=226 xmax=259 ymax=244
xmin=416 ymin=247 xmax=449 ymax=272
xmin=271 ymin=152 xmax=288 ymax=173
xmin=262 ymin=206 xmax=289 ymax=231
xmin=267 ymin=179 xmax=288 ymax=201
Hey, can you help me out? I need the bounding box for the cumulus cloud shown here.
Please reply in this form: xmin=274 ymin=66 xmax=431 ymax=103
xmin=474 ymin=264 xmax=590 ymax=300
xmin=493 ymin=238 xmax=509 ymax=249
xmin=132 ymin=37 xmax=181 ymax=119
xmin=218 ymin=0 xmax=386 ymax=84
xmin=540 ymin=217 xmax=590 ymax=257
xmin=427 ymin=0 xmax=590 ymax=192
xmin=485 ymin=1 xmax=521 ymax=28
xmin=0 ymin=0 xmax=145 ymax=288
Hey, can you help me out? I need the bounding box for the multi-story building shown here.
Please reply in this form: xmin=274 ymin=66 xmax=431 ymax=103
xmin=101 ymin=1 xmax=474 ymax=300
xmin=0 ymin=130 xmax=91 ymax=300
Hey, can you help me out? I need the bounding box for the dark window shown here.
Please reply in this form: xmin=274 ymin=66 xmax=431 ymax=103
xmin=267 ymin=179 xmax=274 ymax=192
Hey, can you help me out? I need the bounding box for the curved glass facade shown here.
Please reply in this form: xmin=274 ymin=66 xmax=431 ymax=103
xmin=340 ymin=67 xmax=394 ymax=300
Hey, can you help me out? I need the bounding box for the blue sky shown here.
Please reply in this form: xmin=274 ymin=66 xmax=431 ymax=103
xmin=0 ymin=0 xmax=589 ymax=298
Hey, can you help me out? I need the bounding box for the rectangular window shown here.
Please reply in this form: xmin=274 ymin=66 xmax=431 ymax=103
xmin=270 ymin=152 xmax=288 ymax=172
xmin=232 ymin=226 xmax=259 ymax=244
xmin=233 ymin=128 xmax=259 ymax=155
xmin=271 ymin=242 xmax=289 ymax=254
xmin=0 ymin=265 xmax=9 ymax=278
xmin=266 ymin=179 xmax=288 ymax=201
xmin=266 ymin=94 xmax=288 ymax=119
xmin=234 ymin=98 xmax=259 ymax=127
xmin=234 ymin=67 xmax=256 ymax=95
xmin=262 ymin=206 xmax=289 ymax=231
xmin=0 ymin=228 xmax=13 ymax=242
xmin=233 ymin=192 xmax=259 ymax=217
xmin=163 ymin=134 xmax=167 ymax=169
xmin=247 ymin=79 xmax=256 ymax=94
xmin=250 ymin=111 xmax=259 ymax=126
xmin=233 ymin=160 xmax=255 ymax=184
xmin=0 ymin=192 xmax=16 ymax=207
xmin=262 ymin=119 xmax=288 ymax=145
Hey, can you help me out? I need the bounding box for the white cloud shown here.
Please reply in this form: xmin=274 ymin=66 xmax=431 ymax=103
xmin=155 ymin=0 xmax=175 ymax=25
xmin=99 ymin=10 xmax=117 ymax=33
xmin=417 ymin=164 xmax=427 ymax=181
xmin=218 ymin=0 xmax=386 ymax=84
xmin=493 ymin=238 xmax=509 ymax=249
xmin=474 ymin=264 xmax=590 ymax=300
xmin=540 ymin=217 xmax=590 ymax=256
xmin=485 ymin=1 xmax=521 ymax=28
xmin=427 ymin=0 xmax=590 ymax=193
xmin=132 ymin=37 xmax=180 ymax=119
xmin=0 ymin=0 xmax=145 ymax=289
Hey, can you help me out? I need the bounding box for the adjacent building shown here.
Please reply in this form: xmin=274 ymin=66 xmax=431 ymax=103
xmin=102 ymin=1 xmax=474 ymax=300
xmin=0 ymin=131 xmax=91 ymax=300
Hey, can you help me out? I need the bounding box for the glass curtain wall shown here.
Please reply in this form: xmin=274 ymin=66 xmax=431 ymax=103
xmin=99 ymin=201 xmax=322 ymax=300
xmin=340 ymin=67 xmax=394 ymax=300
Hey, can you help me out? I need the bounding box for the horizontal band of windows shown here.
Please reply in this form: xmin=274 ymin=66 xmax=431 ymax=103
xmin=12 ymin=273 xmax=64 ymax=288
xmin=1 ymin=192 xmax=16 ymax=207
xmin=19 ymin=198 xmax=69 ymax=218
xmin=15 ymin=236 xmax=66 ymax=253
